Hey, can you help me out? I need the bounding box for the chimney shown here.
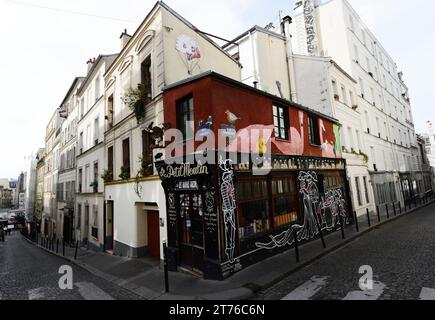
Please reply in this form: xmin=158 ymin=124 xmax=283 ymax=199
xmin=120 ymin=29 xmax=132 ymax=50
xmin=86 ymin=57 xmax=96 ymax=74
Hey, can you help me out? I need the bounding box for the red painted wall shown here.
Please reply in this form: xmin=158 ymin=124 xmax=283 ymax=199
xmin=163 ymin=74 xmax=341 ymax=159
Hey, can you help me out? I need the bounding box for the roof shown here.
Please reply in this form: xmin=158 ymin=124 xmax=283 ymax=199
xmin=77 ymin=54 xmax=118 ymax=96
xmin=105 ymin=1 xmax=241 ymax=77
xmin=162 ymin=71 xmax=341 ymax=125
xmin=58 ymin=76 xmax=86 ymax=109
xmin=222 ymin=25 xmax=286 ymax=49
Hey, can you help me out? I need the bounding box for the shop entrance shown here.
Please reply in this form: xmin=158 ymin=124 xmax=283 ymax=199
xmin=177 ymin=192 xmax=204 ymax=273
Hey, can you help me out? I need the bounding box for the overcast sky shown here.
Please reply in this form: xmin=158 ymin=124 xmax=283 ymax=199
xmin=0 ymin=0 xmax=433 ymax=178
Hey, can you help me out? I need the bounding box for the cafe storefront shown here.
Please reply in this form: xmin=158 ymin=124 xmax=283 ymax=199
xmin=157 ymin=153 xmax=350 ymax=280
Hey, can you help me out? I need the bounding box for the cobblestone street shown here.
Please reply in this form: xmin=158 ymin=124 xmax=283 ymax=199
xmin=255 ymin=202 xmax=435 ymax=300
xmin=0 ymin=232 xmax=143 ymax=300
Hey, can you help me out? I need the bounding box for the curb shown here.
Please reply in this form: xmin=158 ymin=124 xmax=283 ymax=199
xmin=22 ymin=199 xmax=435 ymax=301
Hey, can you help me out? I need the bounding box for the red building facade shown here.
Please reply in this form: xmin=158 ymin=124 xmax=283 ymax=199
xmin=158 ymin=71 xmax=351 ymax=280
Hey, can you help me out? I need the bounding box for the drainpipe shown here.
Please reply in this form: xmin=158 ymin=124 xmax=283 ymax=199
xmin=281 ymin=16 xmax=298 ymax=103
xmin=249 ymin=30 xmax=260 ymax=89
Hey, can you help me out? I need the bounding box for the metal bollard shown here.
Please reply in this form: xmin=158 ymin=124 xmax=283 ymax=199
xmin=393 ymin=202 xmax=397 ymax=216
xmin=56 ymin=239 xmax=59 ymax=254
xmin=62 ymin=239 xmax=65 ymax=256
xmin=163 ymin=241 xmax=170 ymax=293
xmin=376 ymin=205 xmax=381 ymax=223
xmin=339 ymin=215 xmax=345 ymax=239
xmin=317 ymin=220 xmax=327 ymax=249
xmin=399 ymin=201 xmax=403 ymax=214
xmin=386 ymin=203 xmax=390 ymax=219
xmin=366 ymin=208 xmax=371 ymax=227
xmin=354 ymin=211 xmax=359 ymax=233
xmin=293 ymin=229 xmax=300 ymax=263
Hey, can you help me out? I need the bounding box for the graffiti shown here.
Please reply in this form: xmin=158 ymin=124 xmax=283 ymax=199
xmin=256 ymin=171 xmax=348 ymax=250
xmin=176 ymin=35 xmax=201 ymax=75
xmin=319 ymin=188 xmax=347 ymax=231
xmin=219 ymin=158 xmax=237 ymax=262
xmin=256 ymin=171 xmax=320 ymax=249
xmin=304 ymin=0 xmax=318 ymax=56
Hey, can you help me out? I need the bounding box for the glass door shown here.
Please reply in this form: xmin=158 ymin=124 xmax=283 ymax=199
xmin=178 ymin=192 xmax=204 ymax=273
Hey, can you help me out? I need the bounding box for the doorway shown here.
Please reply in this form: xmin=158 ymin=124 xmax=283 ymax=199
xmin=177 ymin=192 xmax=204 ymax=273
xmin=147 ymin=210 xmax=160 ymax=258
xmin=84 ymin=205 xmax=89 ymax=244
xmin=105 ymin=201 xmax=114 ymax=251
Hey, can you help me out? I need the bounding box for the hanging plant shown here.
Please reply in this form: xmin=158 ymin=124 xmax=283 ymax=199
xmin=123 ymin=84 xmax=148 ymax=124
xmin=119 ymin=166 xmax=130 ymax=180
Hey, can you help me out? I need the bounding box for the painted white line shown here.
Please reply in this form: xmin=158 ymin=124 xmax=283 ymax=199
xmin=0 ymin=292 xmax=2 ymax=300
xmin=281 ymin=276 xmax=328 ymax=300
xmin=342 ymin=281 xmax=386 ymax=300
xmin=75 ymin=282 xmax=114 ymax=300
xmin=419 ymin=287 xmax=435 ymax=300
xmin=28 ymin=287 xmax=46 ymax=300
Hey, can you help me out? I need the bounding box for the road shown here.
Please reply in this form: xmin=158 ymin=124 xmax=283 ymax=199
xmin=255 ymin=202 xmax=435 ymax=300
xmin=0 ymin=232 xmax=143 ymax=300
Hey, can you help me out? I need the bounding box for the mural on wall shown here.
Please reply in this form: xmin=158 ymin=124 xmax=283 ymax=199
xmin=219 ymin=157 xmax=237 ymax=262
xmin=319 ymin=119 xmax=337 ymax=158
xmin=226 ymin=111 xmax=305 ymax=156
xmin=255 ymin=171 xmax=348 ymax=250
xmin=221 ymin=110 xmax=240 ymax=138
xmin=304 ymin=0 xmax=318 ymax=56
xmin=175 ymin=34 xmax=201 ymax=75
xmin=320 ymin=188 xmax=347 ymax=231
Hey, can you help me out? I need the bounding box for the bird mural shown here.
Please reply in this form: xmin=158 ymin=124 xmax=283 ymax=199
xmin=225 ymin=110 xmax=240 ymax=126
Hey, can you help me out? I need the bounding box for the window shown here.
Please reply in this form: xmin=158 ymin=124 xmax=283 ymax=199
xmin=85 ymin=165 xmax=89 ymax=192
xmin=79 ymin=132 xmax=83 ymax=154
xmin=356 ymin=130 xmax=361 ymax=152
xmin=363 ymin=177 xmax=370 ymax=204
xmin=92 ymin=205 xmax=98 ymax=239
xmin=370 ymin=87 xmax=375 ymax=105
xmin=272 ymin=176 xmax=298 ymax=228
xmin=347 ymin=127 xmax=354 ymax=149
xmin=359 ymin=78 xmax=365 ymax=97
xmin=77 ymin=203 xmax=82 ymax=230
xmin=142 ymin=130 xmax=153 ymax=165
xmin=366 ymin=57 xmax=371 ymax=74
xmin=355 ymin=177 xmax=363 ymax=206
xmin=107 ymin=95 xmax=114 ymax=129
xmin=95 ymin=74 xmax=101 ymax=101
xmin=349 ymin=15 xmax=354 ymax=31
xmin=308 ymin=116 xmax=320 ymax=145
xmin=78 ymin=168 xmax=83 ymax=193
xmin=365 ymin=111 xmax=370 ymax=133
xmin=349 ymin=91 xmax=355 ymax=107
xmin=341 ymin=86 xmax=347 ymax=105
xmin=108 ymin=146 xmax=114 ymax=181
xmin=140 ymin=56 xmax=152 ymax=105
xmin=332 ymin=80 xmax=338 ymax=96
xmin=122 ymin=138 xmax=130 ymax=179
xmin=94 ymin=117 xmax=99 ymax=146
xmin=176 ymin=94 xmax=194 ymax=140
xmin=354 ymin=44 xmax=359 ymax=62
xmin=93 ymin=162 xmax=98 ymax=192
xmin=237 ymin=179 xmax=270 ymax=241
xmin=273 ymin=105 xmax=289 ymax=140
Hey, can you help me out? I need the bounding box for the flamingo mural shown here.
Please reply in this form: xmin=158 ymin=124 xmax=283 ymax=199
xmin=319 ymin=119 xmax=336 ymax=158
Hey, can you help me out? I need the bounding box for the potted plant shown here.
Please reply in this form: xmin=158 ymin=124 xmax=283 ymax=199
xmin=334 ymin=94 xmax=340 ymax=101
xmin=101 ymin=170 xmax=113 ymax=183
xmin=138 ymin=156 xmax=154 ymax=178
xmin=119 ymin=166 xmax=130 ymax=180
xmin=352 ymin=105 xmax=358 ymax=110
xmin=89 ymin=181 xmax=98 ymax=193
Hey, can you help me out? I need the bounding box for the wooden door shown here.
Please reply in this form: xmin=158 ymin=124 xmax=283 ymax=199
xmin=147 ymin=211 xmax=160 ymax=258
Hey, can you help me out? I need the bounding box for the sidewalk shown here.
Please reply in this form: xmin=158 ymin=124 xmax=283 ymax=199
xmin=27 ymin=198 xmax=435 ymax=300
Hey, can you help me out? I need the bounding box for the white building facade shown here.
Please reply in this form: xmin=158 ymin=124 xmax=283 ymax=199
xmin=57 ymin=77 xmax=84 ymax=244
xmin=76 ymin=55 xmax=117 ymax=252
xmin=289 ymin=0 xmax=423 ymax=209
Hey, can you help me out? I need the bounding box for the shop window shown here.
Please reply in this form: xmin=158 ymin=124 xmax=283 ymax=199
xmin=238 ymin=200 xmax=270 ymax=239
xmin=272 ymin=176 xmax=298 ymax=228
xmin=273 ymin=105 xmax=289 ymax=140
